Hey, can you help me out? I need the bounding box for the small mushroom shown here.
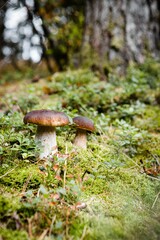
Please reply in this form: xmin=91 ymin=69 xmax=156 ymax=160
xmin=24 ymin=110 xmax=69 ymax=159
xmin=72 ymin=116 xmax=95 ymax=149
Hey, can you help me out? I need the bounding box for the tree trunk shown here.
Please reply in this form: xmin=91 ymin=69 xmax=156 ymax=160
xmin=82 ymin=0 xmax=160 ymax=73
xmin=0 ymin=1 xmax=7 ymax=60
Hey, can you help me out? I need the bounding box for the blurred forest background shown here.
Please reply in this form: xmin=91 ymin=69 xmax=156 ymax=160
xmin=0 ymin=0 xmax=159 ymax=75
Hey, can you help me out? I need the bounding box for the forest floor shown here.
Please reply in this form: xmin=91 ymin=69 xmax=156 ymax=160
xmin=0 ymin=60 xmax=160 ymax=240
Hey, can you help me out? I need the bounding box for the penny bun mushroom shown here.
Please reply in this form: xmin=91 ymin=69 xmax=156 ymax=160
xmin=24 ymin=110 xmax=69 ymax=159
xmin=72 ymin=116 xmax=95 ymax=149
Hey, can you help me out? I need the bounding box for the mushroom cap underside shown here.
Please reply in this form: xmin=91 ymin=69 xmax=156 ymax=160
xmin=24 ymin=110 xmax=69 ymax=127
xmin=73 ymin=116 xmax=95 ymax=132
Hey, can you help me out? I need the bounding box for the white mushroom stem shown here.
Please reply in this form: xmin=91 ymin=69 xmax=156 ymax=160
xmin=35 ymin=126 xmax=57 ymax=159
xmin=73 ymin=129 xmax=87 ymax=149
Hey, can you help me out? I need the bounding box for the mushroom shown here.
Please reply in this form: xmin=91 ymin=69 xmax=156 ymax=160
xmin=72 ymin=116 xmax=95 ymax=149
xmin=24 ymin=110 xmax=69 ymax=159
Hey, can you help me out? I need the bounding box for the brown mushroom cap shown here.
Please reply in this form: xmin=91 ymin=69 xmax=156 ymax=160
xmin=73 ymin=116 xmax=95 ymax=132
xmin=24 ymin=110 xmax=69 ymax=127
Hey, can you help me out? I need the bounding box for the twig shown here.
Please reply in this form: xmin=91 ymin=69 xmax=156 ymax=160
xmin=80 ymin=225 xmax=87 ymax=240
xmin=0 ymin=0 xmax=10 ymax=10
xmin=63 ymin=144 xmax=68 ymax=189
xmin=49 ymin=215 xmax=56 ymax=236
xmin=37 ymin=188 xmax=40 ymax=197
xmin=151 ymin=192 xmax=160 ymax=209
xmin=21 ymin=173 xmax=32 ymax=194
xmin=122 ymin=152 xmax=140 ymax=167
xmin=27 ymin=217 xmax=33 ymax=239
xmin=0 ymin=167 xmax=17 ymax=179
xmin=38 ymin=228 xmax=49 ymax=240
xmin=146 ymin=175 xmax=160 ymax=181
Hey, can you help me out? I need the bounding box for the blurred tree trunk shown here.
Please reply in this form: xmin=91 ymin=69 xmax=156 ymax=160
xmin=0 ymin=1 xmax=7 ymax=59
xmin=82 ymin=0 xmax=160 ymax=73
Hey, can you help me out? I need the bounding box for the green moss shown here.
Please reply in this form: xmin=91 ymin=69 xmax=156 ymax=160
xmin=0 ymin=163 xmax=43 ymax=190
xmin=111 ymin=36 xmax=124 ymax=50
xmin=77 ymin=169 xmax=160 ymax=239
xmin=0 ymin=196 xmax=12 ymax=219
xmin=0 ymin=229 xmax=28 ymax=240
xmin=134 ymin=105 xmax=160 ymax=132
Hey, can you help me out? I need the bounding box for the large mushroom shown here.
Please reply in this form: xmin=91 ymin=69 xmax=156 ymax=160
xmin=24 ymin=110 xmax=69 ymax=159
xmin=72 ymin=116 xmax=95 ymax=149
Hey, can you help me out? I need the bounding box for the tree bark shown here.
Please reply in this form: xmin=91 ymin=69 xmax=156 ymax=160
xmin=0 ymin=1 xmax=7 ymax=59
xmin=82 ymin=0 xmax=160 ymax=73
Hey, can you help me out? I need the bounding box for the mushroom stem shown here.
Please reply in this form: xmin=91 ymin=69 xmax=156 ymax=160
xmin=35 ymin=126 xmax=57 ymax=159
xmin=73 ymin=129 xmax=87 ymax=149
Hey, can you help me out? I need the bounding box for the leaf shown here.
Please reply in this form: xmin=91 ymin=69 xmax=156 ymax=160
xmin=55 ymin=175 xmax=63 ymax=181
xmin=57 ymin=187 xmax=66 ymax=195
xmin=39 ymin=185 xmax=48 ymax=195
xmin=22 ymin=153 xmax=28 ymax=159
xmin=26 ymin=190 xmax=33 ymax=197
xmin=53 ymin=164 xmax=59 ymax=171
xmin=55 ymin=221 xmax=63 ymax=229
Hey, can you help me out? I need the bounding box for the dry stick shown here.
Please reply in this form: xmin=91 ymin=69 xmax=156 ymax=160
xmin=27 ymin=218 xmax=33 ymax=239
xmin=0 ymin=1 xmax=10 ymax=10
xmin=38 ymin=228 xmax=49 ymax=240
xmin=21 ymin=173 xmax=32 ymax=194
xmin=122 ymin=152 xmax=140 ymax=167
xmin=65 ymin=208 xmax=71 ymax=239
xmin=0 ymin=167 xmax=17 ymax=179
xmin=80 ymin=225 xmax=87 ymax=240
xmin=146 ymin=175 xmax=160 ymax=181
xmin=63 ymin=144 xmax=68 ymax=189
xmin=49 ymin=215 xmax=56 ymax=236
xmin=37 ymin=188 xmax=40 ymax=197
xmin=151 ymin=192 xmax=160 ymax=209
